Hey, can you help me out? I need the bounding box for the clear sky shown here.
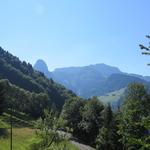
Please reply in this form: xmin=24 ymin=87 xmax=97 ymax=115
xmin=0 ymin=0 xmax=150 ymax=75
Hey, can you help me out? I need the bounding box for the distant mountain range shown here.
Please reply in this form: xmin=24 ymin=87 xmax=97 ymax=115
xmin=34 ymin=59 xmax=150 ymax=98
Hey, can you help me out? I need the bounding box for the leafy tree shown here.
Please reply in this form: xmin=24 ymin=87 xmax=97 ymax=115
xmin=118 ymin=83 xmax=150 ymax=150
xmin=28 ymin=93 xmax=51 ymax=118
xmin=61 ymin=97 xmax=105 ymax=146
xmin=79 ymin=97 xmax=104 ymax=145
xmin=60 ymin=97 xmax=84 ymax=137
xmin=0 ymin=79 xmax=52 ymax=118
xmin=30 ymin=109 xmax=64 ymax=150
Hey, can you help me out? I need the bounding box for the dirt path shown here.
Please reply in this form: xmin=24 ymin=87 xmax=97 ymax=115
xmin=70 ymin=140 xmax=95 ymax=150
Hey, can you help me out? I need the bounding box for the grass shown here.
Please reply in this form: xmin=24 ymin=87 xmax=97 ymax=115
xmin=29 ymin=136 xmax=80 ymax=150
xmin=98 ymin=88 xmax=125 ymax=104
xmin=0 ymin=112 xmax=79 ymax=150
xmin=0 ymin=128 xmax=79 ymax=150
xmin=0 ymin=128 xmax=34 ymax=150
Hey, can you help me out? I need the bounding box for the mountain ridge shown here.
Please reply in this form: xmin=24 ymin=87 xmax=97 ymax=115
xmin=0 ymin=47 xmax=76 ymax=109
xmin=34 ymin=59 xmax=150 ymax=98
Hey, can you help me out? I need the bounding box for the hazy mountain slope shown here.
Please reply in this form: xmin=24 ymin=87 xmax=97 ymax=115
xmin=98 ymin=88 xmax=125 ymax=104
xmin=86 ymin=63 xmax=122 ymax=77
xmin=34 ymin=59 xmax=150 ymax=98
xmin=34 ymin=60 xmax=123 ymax=97
xmin=51 ymin=66 xmax=106 ymax=97
xmin=129 ymin=73 xmax=150 ymax=82
xmin=96 ymin=73 xmax=149 ymax=95
xmin=0 ymin=47 xmax=76 ymax=109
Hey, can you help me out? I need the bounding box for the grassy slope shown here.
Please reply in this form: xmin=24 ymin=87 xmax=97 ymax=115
xmin=0 ymin=112 xmax=79 ymax=150
xmin=98 ymin=88 xmax=125 ymax=104
xmin=0 ymin=128 xmax=34 ymax=150
xmin=0 ymin=128 xmax=79 ymax=150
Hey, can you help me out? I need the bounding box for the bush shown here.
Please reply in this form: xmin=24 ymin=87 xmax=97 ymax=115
xmin=0 ymin=128 xmax=8 ymax=137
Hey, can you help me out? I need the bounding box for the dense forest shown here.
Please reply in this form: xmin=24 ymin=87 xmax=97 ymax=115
xmin=60 ymin=83 xmax=150 ymax=149
xmin=0 ymin=47 xmax=76 ymax=110
xmin=0 ymin=46 xmax=150 ymax=150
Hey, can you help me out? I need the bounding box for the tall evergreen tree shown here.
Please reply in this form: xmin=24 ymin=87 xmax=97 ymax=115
xmin=118 ymin=83 xmax=150 ymax=150
xmin=96 ymin=104 xmax=120 ymax=150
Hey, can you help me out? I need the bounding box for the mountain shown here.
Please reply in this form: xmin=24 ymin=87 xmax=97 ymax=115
xmin=0 ymin=47 xmax=76 ymax=110
xmin=129 ymin=73 xmax=150 ymax=82
xmin=96 ymin=73 xmax=149 ymax=95
xmin=34 ymin=59 xmax=150 ymax=98
xmin=34 ymin=59 xmax=51 ymax=78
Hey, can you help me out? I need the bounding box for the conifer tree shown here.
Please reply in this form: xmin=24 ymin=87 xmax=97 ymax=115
xmin=96 ymin=104 xmax=119 ymax=150
xmin=140 ymin=35 xmax=150 ymax=65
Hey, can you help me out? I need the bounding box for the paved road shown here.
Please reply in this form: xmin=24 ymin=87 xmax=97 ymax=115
xmin=71 ymin=140 xmax=95 ymax=150
xmin=57 ymin=130 xmax=95 ymax=150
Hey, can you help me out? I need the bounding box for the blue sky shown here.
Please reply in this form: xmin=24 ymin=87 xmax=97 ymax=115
xmin=0 ymin=0 xmax=150 ymax=75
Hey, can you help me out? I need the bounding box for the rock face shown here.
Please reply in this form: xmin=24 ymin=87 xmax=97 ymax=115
xmin=34 ymin=59 xmax=150 ymax=98
xmin=34 ymin=59 xmax=51 ymax=77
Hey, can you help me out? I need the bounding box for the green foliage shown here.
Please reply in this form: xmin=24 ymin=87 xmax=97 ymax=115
xmin=0 ymin=79 xmax=51 ymax=118
xmin=61 ymin=96 xmax=104 ymax=145
xmin=0 ymin=119 xmax=8 ymax=137
xmin=96 ymin=127 xmax=109 ymax=150
xmin=61 ymin=97 xmax=84 ymax=132
xmin=32 ymin=109 xmax=63 ymax=150
xmin=61 ymin=83 xmax=150 ymax=149
xmin=0 ymin=47 xmax=76 ymax=110
xmin=79 ymin=97 xmax=104 ymax=145
xmin=29 ymin=138 xmax=79 ymax=150
xmin=0 ymin=128 xmax=78 ymax=150
xmin=0 ymin=128 xmax=34 ymax=150
xmin=0 ymin=82 xmax=7 ymax=137
xmin=96 ymin=104 xmax=120 ymax=150
xmin=30 ymin=108 xmax=80 ymax=150
xmin=140 ymin=35 xmax=150 ymax=65
xmin=0 ymin=81 xmax=6 ymax=115
xmin=118 ymin=83 xmax=150 ymax=150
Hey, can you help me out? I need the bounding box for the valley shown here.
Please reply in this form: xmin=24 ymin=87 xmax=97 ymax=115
xmin=0 ymin=47 xmax=150 ymax=150
xmin=1 ymin=1 xmax=150 ymax=149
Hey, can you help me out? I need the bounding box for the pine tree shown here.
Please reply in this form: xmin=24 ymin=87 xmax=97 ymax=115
xmin=139 ymin=35 xmax=150 ymax=65
xmin=96 ymin=104 xmax=119 ymax=150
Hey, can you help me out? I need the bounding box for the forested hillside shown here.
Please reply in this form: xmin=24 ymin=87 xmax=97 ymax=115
xmin=0 ymin=47 xmax=76 ymax=110
xmin=1 ymin=0 xmax=150 ymax=149
xmin=0 ymin=47 xmax=150 ymax=150
xmin=61 ymin=83 xmax=150 ymax=149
